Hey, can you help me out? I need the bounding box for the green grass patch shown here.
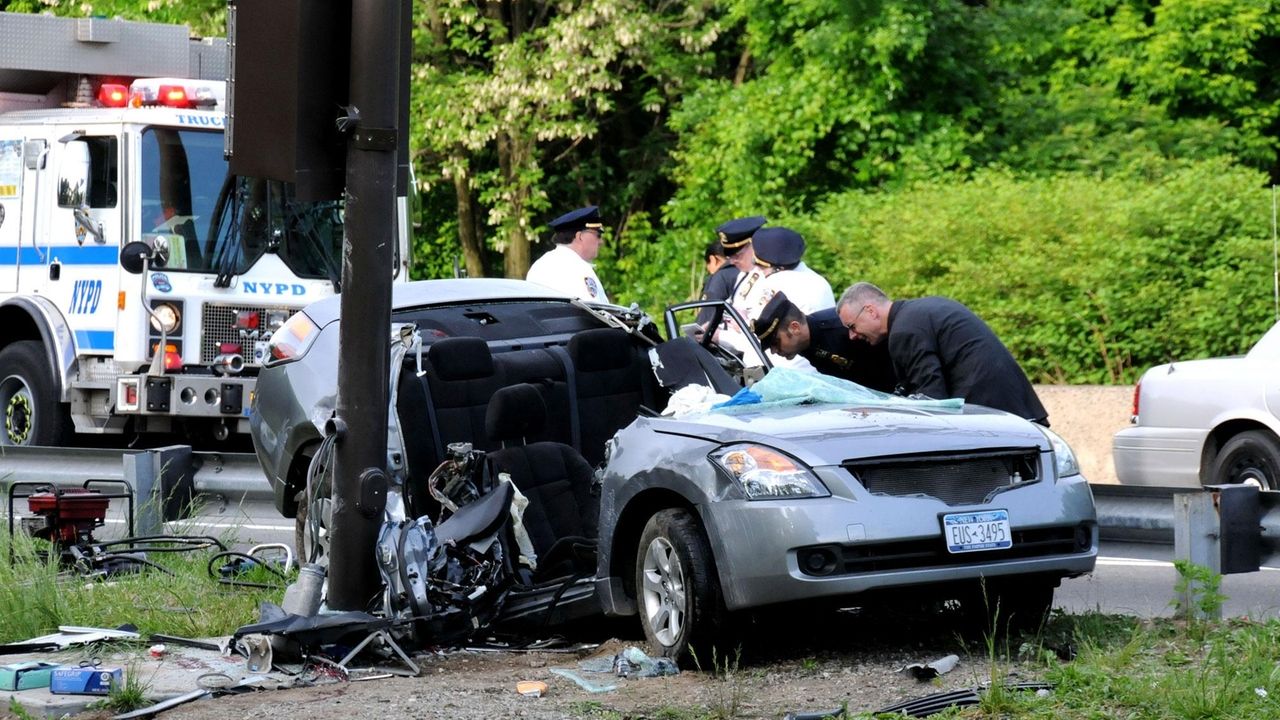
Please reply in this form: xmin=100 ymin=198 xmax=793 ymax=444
xmin=0 ymin=528 xmax=286 ymax=644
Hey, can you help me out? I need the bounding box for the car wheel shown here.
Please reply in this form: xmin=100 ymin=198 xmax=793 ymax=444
xmin=635 ymin=508 xmax=726 ymax=660
xmin=295 ymin=451 xmax=334 ymax=564
xmin=1210 ymin=430 xmax=1280 ymax=490
xmin=0 ymin=341 xmax=70 ymax=447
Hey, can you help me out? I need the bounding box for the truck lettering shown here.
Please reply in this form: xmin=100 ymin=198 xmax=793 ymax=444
xmin=178 ymin=114 xmax=224 ymax=127
xmin=243 ymin=281 xmax=305 ymax=296
xmin=69 ymin=279 xmax=102 ymax=314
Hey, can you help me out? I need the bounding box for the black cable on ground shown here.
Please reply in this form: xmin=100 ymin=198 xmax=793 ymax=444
xmin=206 ymin=551 xmax=290 ymax=589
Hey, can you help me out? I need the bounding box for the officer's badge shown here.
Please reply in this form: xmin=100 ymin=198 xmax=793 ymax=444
xmin=584 ymin=277 xmax=600 ymax=298
xmin=718 ymin=231 xmax=727 ymax=243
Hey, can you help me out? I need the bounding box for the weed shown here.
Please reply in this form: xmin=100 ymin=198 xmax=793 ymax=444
xmin=568 ymin=699 xmax=624 ymax=719
xmin=96 ymin=662 xmax=152 ymax=713
xmin=690 ymin=645 xmax=746 ymax=720
xmin=7 ymin=696 xmax=37 ymax=720
xmin=800 ymin=656 xmax=820 ymax=672
xmin=1171 ymin=560 xmax=1227 ymax=635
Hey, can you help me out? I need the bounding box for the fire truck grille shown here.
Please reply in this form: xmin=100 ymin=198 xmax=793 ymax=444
xmin=201 ymin=304 xmax=296 ymax=366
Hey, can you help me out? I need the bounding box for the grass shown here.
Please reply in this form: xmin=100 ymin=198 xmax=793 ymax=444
xmin=0 ymin=525 xmax=287 ymax=645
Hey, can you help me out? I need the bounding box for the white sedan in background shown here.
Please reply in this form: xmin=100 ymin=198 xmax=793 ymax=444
xmin=1113 ymin=321 xmax=1280 ymax=489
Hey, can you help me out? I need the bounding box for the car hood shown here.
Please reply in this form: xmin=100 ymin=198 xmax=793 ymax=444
xmin=645 ymin=402 xmax=1050 ymax=465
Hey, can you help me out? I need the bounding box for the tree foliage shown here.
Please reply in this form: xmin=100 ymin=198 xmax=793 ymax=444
xmin=6 ymin=0 xmax=1280 ymax=381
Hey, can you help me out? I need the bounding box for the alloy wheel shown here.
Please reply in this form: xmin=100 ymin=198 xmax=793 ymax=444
xmin=641 ymin=536 xmax=687 ymax=647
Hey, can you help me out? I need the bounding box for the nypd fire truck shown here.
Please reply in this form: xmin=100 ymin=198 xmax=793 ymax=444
xmin=0 ymin=13 xmax=410 ymax=447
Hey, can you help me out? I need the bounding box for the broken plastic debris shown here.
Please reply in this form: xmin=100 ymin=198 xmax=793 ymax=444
xmin=1257 ymin=687 xmax=1269 ymax=699
xmin=898 ymin=653 xmax=959 ymax=680
xmin=549 ymin=668 xmax=617 ymax=693
xmin=516 ymin=680 xmax=548 ymax=697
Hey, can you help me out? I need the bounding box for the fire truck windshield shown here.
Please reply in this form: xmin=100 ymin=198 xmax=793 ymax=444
xmin=140 ymin=127 xmax=344 ymax=286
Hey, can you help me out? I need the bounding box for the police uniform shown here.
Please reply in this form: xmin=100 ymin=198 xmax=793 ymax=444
xmin=753 ymin=294 xmax=896 ymax=390
xmin=803 ymin=308 xmax=896 ymax=391
xmin=696 ymin=216 xmax=764 ymax=326
xmin=526 ymin=205 xmax=609 ymax=302
xmin=745 ymin=227 xmax=834 ymax=321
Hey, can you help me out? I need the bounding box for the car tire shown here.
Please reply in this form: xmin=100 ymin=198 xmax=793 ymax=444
xmin=635 ymin=508 xmax=727 ymax=660
xmin=1210 ymin=430 xmax=1280 ymax=490
xmin=0 ymin=341 xmax=70 ymax=447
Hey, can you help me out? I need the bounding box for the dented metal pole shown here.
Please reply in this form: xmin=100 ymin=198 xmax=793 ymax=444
xmin=327 ymin=0 xmax=400 ymax=610
xmin=1173 ymin=492 xmax=1221 ymax=620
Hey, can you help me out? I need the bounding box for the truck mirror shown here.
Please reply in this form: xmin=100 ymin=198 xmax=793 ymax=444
xmin=120 ymin=240 xmax=153 ymax=275
xmin=57 ymin=141 xmax=91 ymax=209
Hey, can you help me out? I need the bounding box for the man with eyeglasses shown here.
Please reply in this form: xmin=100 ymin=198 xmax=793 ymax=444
xmin=526 ymin=205 xmax=609 ymax=302
xmin=752 ymin=292 xmax=896 ymax=390
xmin=836 ymin=282 xmax=1048 ymax=425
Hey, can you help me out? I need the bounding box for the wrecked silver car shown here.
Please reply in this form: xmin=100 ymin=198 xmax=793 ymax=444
xmin=250 ymin=279 xmax=1097 ymax=657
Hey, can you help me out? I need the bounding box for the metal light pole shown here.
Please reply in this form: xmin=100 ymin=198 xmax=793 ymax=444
xmin=326 ymin=0 xmax=401 ymax=610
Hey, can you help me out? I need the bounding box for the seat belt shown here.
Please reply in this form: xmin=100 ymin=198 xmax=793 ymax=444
xmin=417 ymin=371 xmax=445 ymax=465
xmin=547 ymin=346 xmax=582 ymax=452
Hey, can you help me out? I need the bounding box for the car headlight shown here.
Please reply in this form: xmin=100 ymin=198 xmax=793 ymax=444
xmin=265 ymin=311 xmax=320 ymax=366
xmin=710 ymin=444 xmax=829 ymax=500
xmin=1039 ymin=427 xmax=1081 ymax=478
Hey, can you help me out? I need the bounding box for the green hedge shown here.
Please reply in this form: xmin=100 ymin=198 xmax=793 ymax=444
xmin=794 ymin=160 xmax=1276 ymax=384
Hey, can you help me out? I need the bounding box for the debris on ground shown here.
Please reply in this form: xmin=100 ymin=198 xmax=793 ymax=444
xmin=897 ymin=653 xmax=959 ymax=680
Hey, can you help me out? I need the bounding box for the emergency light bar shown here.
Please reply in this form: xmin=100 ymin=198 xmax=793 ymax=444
xmin=129 ymin=78 xmax=223 ymax=109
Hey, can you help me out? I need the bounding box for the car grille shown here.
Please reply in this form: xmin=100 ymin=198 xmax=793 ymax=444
xmin=844 ymin=449 xmax=1040 ymax=506
xmin=797 ymin=524 xmax=1092 ymax=577
xmin=201 ymin=304 xmax=295 ymax=365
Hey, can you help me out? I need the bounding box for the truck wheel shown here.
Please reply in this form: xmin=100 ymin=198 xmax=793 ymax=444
xmin=635 ymin=508 xmax=727 ymax=660
xmin=0 ymin=341 xmax=69 ymax=446
xmin=1210 ymin=430 xmax=1280 ymax=490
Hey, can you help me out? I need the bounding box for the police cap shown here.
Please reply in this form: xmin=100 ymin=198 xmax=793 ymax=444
xmin=548 ymin=205 xmax=604 ymax=236
xmin=752 ymin=227 xmax=805 ymax=268
xmin=715 ymin=215 xmax=766 ymax=255
xmin=753 ymin=292 xmax=798 ymax=349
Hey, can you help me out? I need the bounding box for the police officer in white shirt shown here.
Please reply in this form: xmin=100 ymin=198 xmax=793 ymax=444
xmin=747 ymin=226 xmax=835 ymax=319
xmin=526 ymin=205 xmax=609 ymax=302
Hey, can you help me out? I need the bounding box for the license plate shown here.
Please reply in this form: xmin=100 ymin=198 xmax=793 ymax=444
xmin=943 ymin=510 xmax=1012 ymax=554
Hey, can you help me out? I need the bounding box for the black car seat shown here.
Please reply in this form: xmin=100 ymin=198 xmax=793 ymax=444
xmin=650 ymin=336 xmax=740 ymax=396
xmin=484 ymin=383 xmax=597 ymax=581
xmin=566 ymin=328 xmax=653 ymax=466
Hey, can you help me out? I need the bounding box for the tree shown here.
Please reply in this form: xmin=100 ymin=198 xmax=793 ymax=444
xmin=411 ymin=0 xmax=720 ymax=279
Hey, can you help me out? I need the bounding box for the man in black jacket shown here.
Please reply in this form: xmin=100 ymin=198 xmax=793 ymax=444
xmin=752 ymin=292 xmax=896 ymax=392
xmin=836 ymin=282 xmax=1049 ymax=425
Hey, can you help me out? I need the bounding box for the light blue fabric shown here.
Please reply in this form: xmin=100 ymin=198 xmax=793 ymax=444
xmin=712 ymin=367 xmax=965 ymax=413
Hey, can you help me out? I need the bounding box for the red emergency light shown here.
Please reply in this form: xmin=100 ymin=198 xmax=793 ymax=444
xmin=98 ymin=84 xmax=129 ymax=108
xmin=158 ymin=85 xmax=190 ymax=108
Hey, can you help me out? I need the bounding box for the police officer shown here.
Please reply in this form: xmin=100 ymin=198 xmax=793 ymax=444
xmin=837 ymin=282 xmax=1049 ymax=424
xmin=697 ymin=215 xmax=764 ymax=326
xmin=744 ymin=226 xmax=834 ymax=320
xmin=526 ymin=205 xmax=608 ymax=302
xmin=753 ymin=293 xmax=896 ymax=391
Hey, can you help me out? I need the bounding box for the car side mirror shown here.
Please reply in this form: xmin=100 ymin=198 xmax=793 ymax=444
xmin=120 ymin=240 xmax=154 ymax=275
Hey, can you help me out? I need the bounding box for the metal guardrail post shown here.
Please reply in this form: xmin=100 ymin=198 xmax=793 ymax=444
xmin=123 ymin=445 xmax=194 ymax=536
xmin=1173 ymin=492 xmax=1221 ymax=620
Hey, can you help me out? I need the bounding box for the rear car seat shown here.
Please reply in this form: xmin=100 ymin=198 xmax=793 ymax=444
xmin=484 ymin=383 xmax=598 ymax=580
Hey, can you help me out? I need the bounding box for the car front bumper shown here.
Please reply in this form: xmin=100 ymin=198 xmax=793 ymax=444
xmin=700 ymin=472 xmax=1097 ymax=611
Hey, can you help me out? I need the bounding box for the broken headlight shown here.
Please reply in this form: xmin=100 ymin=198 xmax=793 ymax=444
xmin=1039 ymin=427 xmax=1081 ymax=478
xmin=710 ymin=444 xmax=829 ymax=500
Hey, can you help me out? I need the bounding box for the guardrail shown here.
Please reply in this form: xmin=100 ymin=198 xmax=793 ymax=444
xmin=4 ymin=446 xmax=1277 ymax=570
xmin=0 ymin=445 xmax=271 ymax=532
